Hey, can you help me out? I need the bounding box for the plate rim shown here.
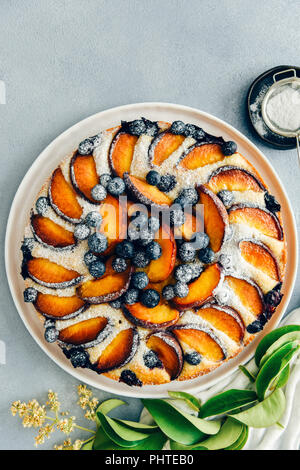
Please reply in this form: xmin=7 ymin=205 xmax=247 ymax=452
xmin=5 ymin=101 xmax=298 ymax=398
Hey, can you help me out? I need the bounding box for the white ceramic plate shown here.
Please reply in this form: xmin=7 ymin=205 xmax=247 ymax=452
xmin=5 ymin=102 xmax=298 ymax=398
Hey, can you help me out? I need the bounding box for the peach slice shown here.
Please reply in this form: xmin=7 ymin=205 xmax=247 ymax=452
xmin=173 ymin=263 xmax=222 ymax=310
xmin=70 ymin=153 xmax=99 ymax=203
xmin=174 ymin=212 xmax=200 ymax=241
xmin=197 ymin=304 xmax=245 ymax=344
xmin=226 ymin=275 xmax=264 ymax=318
xmin=31 ymin=214 xmax=76 ymax=249
xmin=178 ymin=143 xmax=224 ymax=170
xmin=124 ymin=173 xmax=172 ymax=207
xmin=77 ymin=260 xmax=132 ymax=303
xmin=197 ymin=185 xmax=228 ymax=252
xmin=95 ymin=328 xmax=139 ymax=373
xmin=123 ymin=301 xmax=180 ymax=329
xmin=109 ymin=132 xmax=138 ymax=177
xmin=149 ymin=131 xmax=185 ymax=167
xmin=99 ymin=194 xmax=127 ymax=255
xmin=146 ymin=224 xmax=176 ymax=282
xmin=146 ymin=332 xmax=183 ymax=379
xmin=239 ymin=240 xmax=281 ymax=281
xmin=228 ymin=205 xmax=283 ymax=240
xmin=58 ymin=317 xmax=111 ymax=347
xmin=49 ymin=167 xmax=83 ymax=223
xmin=26 ymin=258 xmax=83 ymax=288
xmin=34 ymin=292 xmax=86 ymax=319
xmin=172 ymin=324 xmax=226 ymax=362
xmin=207 ymin=166 xmax=265 ymax=193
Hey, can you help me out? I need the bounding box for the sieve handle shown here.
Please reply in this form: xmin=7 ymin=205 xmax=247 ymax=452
xmin=273 ymin=68 xmax=297 ymax=83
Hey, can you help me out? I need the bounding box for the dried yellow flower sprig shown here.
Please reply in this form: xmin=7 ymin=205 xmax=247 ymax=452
xmin=11 ymin=386 xmax=99 ymax=450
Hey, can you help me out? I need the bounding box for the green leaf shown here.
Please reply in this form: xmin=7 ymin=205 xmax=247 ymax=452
xmin=229 ymin=388 xmax=286 ymax=428
xmin=198 ymin=417 xmax=244 ymax=450
xmin=255 ymin=325 xmax=300 ymax=366
xmin=238 ymin=365 xmax=256 ymax=382
xmin=273 ymin=364 xmax=290 ymax=390
xmin=142 ymin=399 xmax=220 ymax=446
xmin=93 ymin=428 xmax=166 ymax=450
xmin=255 ymin=341 xmax=300 ymax=400
xmin=96 ymin=398 xmax=127 ymax=415
xmin=114 ymin=418 xmax=158 ymax=433
xmin=168 ymin=391 xmax=201 ymax=411
xmin=81 ymin=438 xmax=95 ymax=450
xmin=97 ymin=412 xmax=151 ymax=448
xmin=170 ymin=440 xmax=208 ymax=450
xmin=199 ymin=389 xmax=257 ymax=418
xmin=259 ymin=331 xmax=300 ymax=367
xmin=225 ymin=424 xmax=249 ymax=450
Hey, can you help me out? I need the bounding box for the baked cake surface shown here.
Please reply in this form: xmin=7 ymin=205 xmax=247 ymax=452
xmin=21 ymin=118 xmax=286 ymax=387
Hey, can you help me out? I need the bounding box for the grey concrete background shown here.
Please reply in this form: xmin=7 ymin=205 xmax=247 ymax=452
xmin=0 ymin=0 xmax=299 ymax=450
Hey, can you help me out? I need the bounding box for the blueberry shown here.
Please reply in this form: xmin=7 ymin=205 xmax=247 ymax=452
xmin=190 ymin=232 xmax=210 ymax=250
xmin=185 ymin=352 xmax=202 ymax=365
xmin=85 ymin=211 xmax=102 ymax=227
xmin=142 ymin=118 xmax=159 ymax=137
xmin=221 ymin=141 xmax=237 ymax=156
xmin=157 ymin=174 xmax=176 ymax=193
xmin=190 ymin=262 xmax=203 ymax=279
xmin=21 ymin=238 xmax=34 ymax=255
xmin=183 ymin=123 xmax=197 ymax=137
xmin=78 ymin=138 xmax=94 ymax=155
xmin=131 ymin=212 xmax=148 ymax=229
xmin=246 ymin=318 xmax=266 ymax=334
xmin=132 ymin=250 xmax=150 ymax=268
xmin=128 ymin=119 xmax=147 ymax=136
xmin=115 ymin=240 xmax=135 ymax=259
xmin=146 ymin=170 xmax=161 ymax=186
xmin=170 ymin=207 xmax=185 ymax=226
xmin=137 ymin=229 xmax=154 ymax=246
xmin=264 ymin=289 xmax=283 ymax=307
xmin=91 ymin=184 xmax=107 ymax=202
xmin=123 ymin=288 xmax=139 ymax=305
xmin=36 ymin=197 xmax=49 ymax=215
xmin=99 ymin=173 xmax=111 ymax=188
xmin=107 ymin=177 xmax=125 ymax=196
xmin=23 ymin=287 xmax=38 ymax=303
xmin=89 ymin=260 xmax=106 ymax=278
xmin=74 ymin=223 xmax=90 ymax=240
xmin=88 ymin=232 xmax=108 ymax=253
xmin=198 ymin=247 xmax=214 ymax=263
xmin=119 ymin=370 xmax=142 ymax=387
xmin=175 ymin=188 xmax=199 ymax=206
xmin=84 ymin=251 xmax=98 ymax=266
xmin=44 ymin=319 xmax=55 ymax=329
xmin=174 ymin=264 xmax=193 ymax=283
xmin=131 ymin=272 xmax=149 ymax=290
xmin=174 ymin=282 xmax=189 ymax=298
xmin=217 ymin=190 xmax=234 ymax=207
xmin=193 ymin=128 xmax=205 ymax=141
xmin=109 ymin=298 xmax=123 ymax=309
xmin=69 ymin=348 xmax=89 ymax=368
xmin=178 ymin=242 xmax=196 ymax=262
xmin=112 ymin=257 xmax=128 ymax=273
xmin=44 ymin=326 xmax=59 ymax=343
xmin=170 ymin=120 xmax=186 ymax=135
xmin=90 ymin=134 xmax=102 ymax=147
xmin=128 ymin=224 xmax=141 ymax=242
xmin=143 ymin=350 xmax=163 ymax=369
xmin=148 ymin=216 xmax=160 ymax=233
xmin=264 ymin=193 xmax=281 ymax=213
xmin=145 ymin=241 xmax=162 ymax=260
xmin=140 ymin=289 xmax=160 ymax=308
xmin=162 ymin=285 xmax=175 ymax=301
